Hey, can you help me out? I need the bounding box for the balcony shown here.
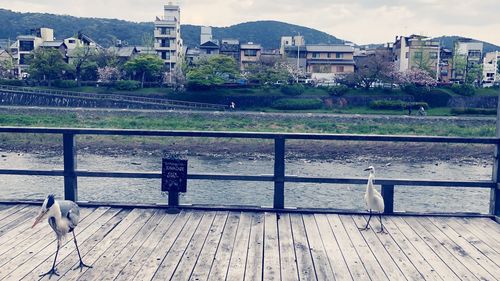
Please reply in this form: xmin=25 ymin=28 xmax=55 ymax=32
xmin=154 ymin=30 xmax=177 ymax=38
xmin=154 ymin=43 xmax=176 ymax=51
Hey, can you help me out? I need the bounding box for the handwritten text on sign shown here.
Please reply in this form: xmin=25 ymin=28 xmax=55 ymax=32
xmin=161 ymin=158 xmax=187 ymax=193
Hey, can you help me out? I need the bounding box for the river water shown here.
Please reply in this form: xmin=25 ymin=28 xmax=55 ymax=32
xmin=0 ymin=151 xmax=493 ymax=214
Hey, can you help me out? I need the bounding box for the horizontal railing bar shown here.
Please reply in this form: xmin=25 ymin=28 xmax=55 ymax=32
xmin=0 ymin=169 xmax=493 ymax=188
xmin=0 ymin=126 xmax=498 ymax=144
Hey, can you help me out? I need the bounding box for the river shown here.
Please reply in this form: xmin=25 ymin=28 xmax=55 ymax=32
xmin=0 ymin=151 xmax=493 ymax=214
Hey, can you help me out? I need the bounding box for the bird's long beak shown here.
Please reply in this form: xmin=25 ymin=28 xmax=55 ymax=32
xmin=364 ymin=168 xmax=371 ymax=171
xmin=32 ymin=211 xmax=47 ymax=228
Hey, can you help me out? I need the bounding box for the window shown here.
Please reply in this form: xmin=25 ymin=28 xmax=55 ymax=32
xmin=68 ymin=39 xmax=76 ymax=44
xmin=429 ymin=52 xmax=438 ymax=59
xmin=159 ymin=27 xmax=174 ymax=35
xmin=161 ymin=51 xmax=170 ymax=60
xmin=405 ymin=52 xmax=409 ymax=59
xmin=327 ymin=53 xmax=332 ymax=58
xmin=19 ymin=54 xmax=30 ymax=65
xmin=19 ymin=40 xmax=34 ymax=52
xmin=206 ymin=49 xmax=211 ymax=54
xmin=336 ymin=66 xmax=345 ymax=73
xmin=336 ymin=53 xmax=342 ymax=59
xmin=161 ymin=39 xmax=170 ymax=47
xmin=244 ymin=49 xmax=257 ymax=56
xmin=311 ymin=65 xmax=331 ymax=73
xmin=312 ymin=53 xmax=319 ymax=58
xmin=414 ymin=52 xmax=422 ymax=59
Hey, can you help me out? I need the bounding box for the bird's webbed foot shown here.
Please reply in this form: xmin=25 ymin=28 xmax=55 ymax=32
xmin=39 ymin=267 xmax=60 ymax=278
xmin=377 ymin=228 xmax=388 ymax=234
xmin=73 ymin=261 xmax=93 ymax=272
xmin=358 ymin=226 xmax=370 ymax=231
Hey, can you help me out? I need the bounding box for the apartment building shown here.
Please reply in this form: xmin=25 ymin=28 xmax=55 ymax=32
xmin=439 ymin=48 xmax=453 ymax=83
xmin=154 ymin=3 xmax=183 ymax=70
xmin=12 ymin=27 xmax=54 ymax=77
xmin=305 ymin=45 xmax=355 ymax=80
xmin=482 ymin=51 xmax=499 ymax=87
xmin=219 ymin=39 xmax=240 ymax=62
xmin=392 ymin=35 xmax=440 ymax=78
xmin=240 ymin=43 xmax=262 ymax=70
xmin=452 ymin=39 xmax=483 ymax=82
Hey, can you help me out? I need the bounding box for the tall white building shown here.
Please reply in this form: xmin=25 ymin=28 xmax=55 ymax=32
xmin=482 ymin=51 xmax=499 ymax=87
xmin=154 ymin=3 xmax=183 ymax=70
xmin=200 ymin=26 xmax=212 ymax=45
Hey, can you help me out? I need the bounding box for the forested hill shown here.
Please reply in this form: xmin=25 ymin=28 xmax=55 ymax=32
xmin=0 ymin=9 xmax=344 ymax=48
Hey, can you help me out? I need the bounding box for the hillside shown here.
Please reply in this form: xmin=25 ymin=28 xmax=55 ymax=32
xmin=435 ymin=36 xmax=500 ymax=53
xmin=0 ymin=9 xmax=343 ymax=49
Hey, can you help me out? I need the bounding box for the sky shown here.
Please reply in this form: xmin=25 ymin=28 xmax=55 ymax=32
xmin=1 ymin=0 xmax=499 ymax=46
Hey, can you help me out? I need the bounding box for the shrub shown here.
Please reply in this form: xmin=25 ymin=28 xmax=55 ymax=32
xmin=451 ymin=108 xmax=496 ymax=115
xmin=281 ymin=84 xmax=305 ymax=96
xmin=53 ymin=80 xmax=78 ymax=88
xmin=451 ymin=84 xmax=475 ymax=96
xmin=0 ymin=79 xmax=25 ymax=86
xmin=402 ymin=84 xmax=428 ymax=95
xmin=411 ymin=88 xmax=451 ymax=107
xmin=115 ymin=80 xmax=141 ymax=91
xmin=369 ymin=100 xmax=406 ymax=110
xmin=327 ymin=85 xmax=349 ymax=97
xmin=271 ymin=98 xmax=323 ymax=110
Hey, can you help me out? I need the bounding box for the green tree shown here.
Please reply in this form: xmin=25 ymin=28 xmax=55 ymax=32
xmin=28 ymin=48 xmax=69 ymax=87
xmin=0 ymin=57 xmax=14 ymax=79
xmin=186 ymin=55 xmax=239 ymax=89
xmin=124 ymin=55 xmax=164 ymax=88
xmin=466 ymin=63 xmax=483 ymax=85
xmin=70 ymin=46 xmax=97 ymax=86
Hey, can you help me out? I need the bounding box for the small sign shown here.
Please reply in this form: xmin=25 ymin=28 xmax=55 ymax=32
xmin=161 ymin=158 xmax=187 ymax=193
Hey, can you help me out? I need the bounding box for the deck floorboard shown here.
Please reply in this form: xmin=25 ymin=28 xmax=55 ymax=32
xmin=0 ymin=204 xmax=498 ymax=281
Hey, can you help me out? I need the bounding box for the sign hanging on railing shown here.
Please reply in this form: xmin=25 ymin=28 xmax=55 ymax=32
xmin=161 ymin=158 xmax=187 ymax=193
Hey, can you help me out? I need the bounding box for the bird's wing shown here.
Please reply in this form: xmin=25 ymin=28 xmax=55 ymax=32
xmin=58 ymin=200 xmax=80 ymax=227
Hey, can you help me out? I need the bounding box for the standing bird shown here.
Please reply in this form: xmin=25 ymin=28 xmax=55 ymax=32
xmin=32 ymin=194 xmax=92 ymax=278
xmin=359 ymin=166 xmax=387 ymax=233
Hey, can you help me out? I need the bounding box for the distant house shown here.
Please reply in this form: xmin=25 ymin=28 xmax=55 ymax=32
xmin=452 ymin=39 xmax=484 ymax=83
xmin=107 ymin=46 xmax=139 ymax=64
xmin=439 ymin=48 xmax=453 ymax=83
xmin=199 ymin=40 xmax=220 ymax=56
xmin=482 ymin=51 xmax=499 ymax=87
xmin=219 ymin=39 xmax=240 ymax=62
xmin=392 ymin=35 xmax=440 ymax=78
xmin=304 ymin=44 xmax=355 ymax=80
xmin=39 ymin=41 xmax=68 ymax=61
xmin=240 ymin=43 xmax=262 ymax=70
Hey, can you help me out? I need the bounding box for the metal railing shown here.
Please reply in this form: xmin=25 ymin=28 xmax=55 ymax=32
xmin=0 ymin=85 xmax=228 ymax=111
xmin=0 ymin=126 xmax=498 ymax=217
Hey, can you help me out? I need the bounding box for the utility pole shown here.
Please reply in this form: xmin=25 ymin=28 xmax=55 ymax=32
xmin=296 ymin=33 xmax=300 ymax=83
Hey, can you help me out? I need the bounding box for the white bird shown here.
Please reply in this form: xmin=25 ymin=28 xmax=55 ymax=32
xmin=32 ymin=194 xmax=92 ymax=278
xmin=359 ymin=166 xmax=387 ymax=233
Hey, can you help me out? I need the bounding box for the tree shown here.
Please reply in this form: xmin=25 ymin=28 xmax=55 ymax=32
xmin=401 ymin=68 xmax=437 ymax=87
xmin=124 ymin=55 xmax=164 ymax=88
xmin=97 ymin=66 xmax=121 ymax=83
xmin=186 ymin=55 xmax=240 ymax=89
xmin=346 ymin=55 xmax=396 ymax=89
xmin=28 ymin=48 xmax=69 ymax=87
xmin=70 ymin=46 xmax=97 ymax=86
xmin=466 ymin=63 xmax=483 ymax=85
xmin=244 ymin=60 xmax=290 ymax=84
xmin=164 ymin=65 xmax=186 ymax=91
xmin=0 ymin=57 xmax=14 ymax=79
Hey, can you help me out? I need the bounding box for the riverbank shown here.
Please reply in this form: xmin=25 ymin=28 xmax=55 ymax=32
xmin=0 ymin=106 xmax=495 ymax=164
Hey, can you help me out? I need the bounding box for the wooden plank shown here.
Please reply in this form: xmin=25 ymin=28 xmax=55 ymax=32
xmin=131 ymin=211 xmax=192 ymax=281
xmin=338 ymin=215 xmax=389 ymax=281
xmin=48 ymin=209 xmax=131 ymax=280
xmin=244 ymin=212 xmax=265 ymax=281
xmin=414 ymin=217 xmax=498 ymax=280
xmin=382 ymin=216 xmax=443 ymax=281
xmin=206 ymin=212 xmax=240 ymax=281
xmin=0 ymin=208 xmax=39 ymax=245
xmin=170 ymin=212 xmax=217 ymax=280
xmin=57 ymin=208 xmax=147 ymax=280
xmin=0 ymin=204 xmax=28 ymax=222
xmin=0 ymin=207 xmax=95 ymax=276
xmin=289 ymin=213 xmax=316 ymax=281
xmin=302 ymin=214 xmax=336 ymax=281
xmin=262 ymin=212 xmax=281 ymax=281
xmin=464 ymin=218 xmax=500 ymax=244
xmin=278 ymin=213 xmax=299 ymax=281
xmin=326 ymin=214 xmax=370 ymax=281
xmin=313 ymin=214 xmax=352 ymax=281
xmin=442 ymin=217 xmax=500 ymax=266
xmin=73 ymin=208 xmax=156 ymax=281
xmin=225 ymin=212 xmax=253 ymax=281
xmin=113 ymin=210 xmax=179 ymax=280
xmin=0 ymin=207 xmax=107 ymax=280
xmin=398 ymin=217 xmax=478 ymax=281
xmin=352 ymin=215 xmax=420 ymax=281
xmin=151 ymin=211 xmax=204 ymax=280
xmin=92 ymin=209 xmax=166 ymax=281
xmin=18 ymin=208 xmax=121 ymax=280
xmin=189 ymin=212 xmax=229 ymax=281
xmin=452 ymin=218 xmax=500 ymax=254
xmin=0 ymin=205 xmax=36 ymax=229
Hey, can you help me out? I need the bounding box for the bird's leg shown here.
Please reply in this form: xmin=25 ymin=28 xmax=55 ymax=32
xmin=40 ymin=239 xmax=60 ymax=278
xmin=359 ymin=210 xmax=372 ymax=231
xmin=72 ymin=231 xmax=93 ymax=271
xmin=377 ymin=212 xmax=388 ymax=234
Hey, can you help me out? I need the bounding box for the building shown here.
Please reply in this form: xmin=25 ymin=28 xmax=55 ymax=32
xmin=452 ymin=39 xmax=484 ymax=83
xmin=279 ymin=35 xmax=305 ymax=55
xmin=219 ymin=39 xmax=240 ymax=62
xmin=240 ymin=43 xmax=262 ymax=70
xmin=305 ymin=44 xmax=355 ymax=80
xmin=11 ymin=27 xmax=55 ymax=77
xmin=154 ymin=3 xmax=183 ymax=70
xmin=199 ymin=40 xmax=219 ymax=56
xmin=439 ymin=48 xmax=453 ymax=83
xmin=392 ymin=35 xmax=440 ymax=78
xmin=482 ymin=51 xmax=499 ymax=87
xmin=281 ymin=36 xmax=307 ymax=73
xmin=200 ymin=26 xmax=212 ymax=45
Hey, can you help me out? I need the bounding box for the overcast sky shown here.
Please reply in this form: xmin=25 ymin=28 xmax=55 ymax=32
xmin=2 ymin=0 xmax=499 ymax=45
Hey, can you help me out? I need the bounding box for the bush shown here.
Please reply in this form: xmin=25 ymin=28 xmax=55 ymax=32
xmin=271 ymin=98 xmax=323 ymax=110
xmin=451 ymin=84 xmax=475 ymax=96
xmin=53 ymin=80 xmax=78 ymax=88
xmin=402 ymin=84 xmax=429 ymax=95
xmin=281 ymin=84 xmax=305 ymax=96
xmin=327 ymin=85 xmax=349 ymax=97
xmin=451 ymin=108 xmax=496 ymax=115
xmin=115 ymin=80 xmax=141 ymax=91
xmin=0 ymin=79 xmax=25 ymax=86
xmin=411 ymin=88 xmax=451 ymax=107
xmin=370 ymin=100 xmax=428 ymax=110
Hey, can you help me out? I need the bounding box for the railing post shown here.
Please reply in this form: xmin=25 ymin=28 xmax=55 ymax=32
xmin=491 ymin=93 xmax=500 ymax=218
xmin=168 ymin=190 xmax=179 ymax=207
xmin=274 ymin=137 xmax=285 ymax=209
xmin=63 ymin=133 xmax=77 ymax=202
xmin=381 ymin=185 xmax=394 ymax=214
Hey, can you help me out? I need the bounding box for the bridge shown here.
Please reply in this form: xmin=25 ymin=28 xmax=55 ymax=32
xmin=0 ymin=127 xmax=498 ymax=280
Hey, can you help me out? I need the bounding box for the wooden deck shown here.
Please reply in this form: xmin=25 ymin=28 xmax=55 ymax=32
xmin=0 ymin=204 xmax=498 ymax=281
